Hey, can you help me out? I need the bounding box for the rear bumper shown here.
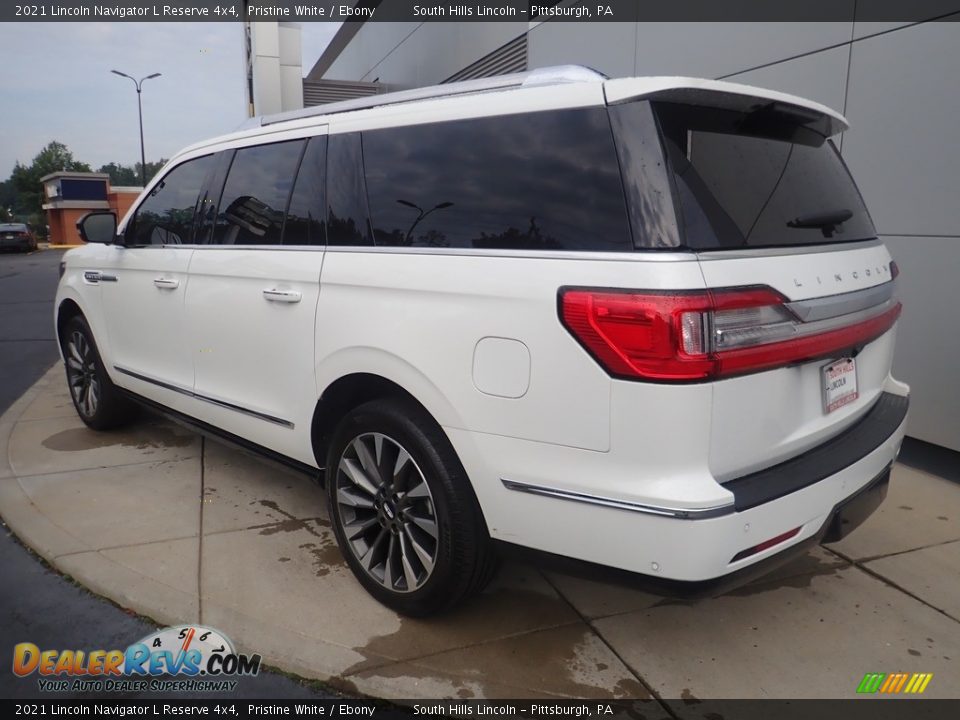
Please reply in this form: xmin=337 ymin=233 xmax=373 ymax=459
xmin=497 ymin=463 xmax=892 ymax=598
xmin=725 ymin=391 xmax=908 ymax=511
xmin=458 ymin=389 xmax=908 ymax=583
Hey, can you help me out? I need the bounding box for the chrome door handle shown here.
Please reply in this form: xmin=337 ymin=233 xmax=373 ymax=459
xmin=262 ymin=288 xmax=302 ymax=303
xmin=153 ymin=277 xmax=180 ymax=289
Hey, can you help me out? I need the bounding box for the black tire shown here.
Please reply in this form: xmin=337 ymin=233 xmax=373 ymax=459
xmin=61 ymin=315 xmax=136 ymax=430
xmin=325 ymin=397 xmax=499 ymax=616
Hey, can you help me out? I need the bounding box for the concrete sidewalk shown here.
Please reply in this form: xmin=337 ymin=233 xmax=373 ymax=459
xmin=3 ymin=365 xmax=959 ymax=704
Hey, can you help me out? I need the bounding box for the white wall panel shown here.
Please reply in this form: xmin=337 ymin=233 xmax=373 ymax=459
xmin=843 ymin=22 xmax=960 ymax=237
xmin=725 ymin=44 xmax=850 ymax=115
xmin=884 ymin=235 xmax=960 ymax=451
xmin=632 ymin=22 xmax=852 ymax=79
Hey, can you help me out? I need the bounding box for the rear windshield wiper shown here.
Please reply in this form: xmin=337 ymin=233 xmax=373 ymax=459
xmin=787 ymin=209 xmax=853 ymax=238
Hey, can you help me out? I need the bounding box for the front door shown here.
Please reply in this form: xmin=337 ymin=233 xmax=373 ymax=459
xmin=101 ymin=153 xmax=216 ymax=411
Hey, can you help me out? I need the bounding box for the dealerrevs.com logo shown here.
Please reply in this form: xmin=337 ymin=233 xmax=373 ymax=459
xmin=13 ymin=625 xmax=261 ymax=693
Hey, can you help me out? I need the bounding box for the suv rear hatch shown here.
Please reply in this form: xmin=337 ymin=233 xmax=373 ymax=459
xmin=606 ymin=79 xmax=901 ymax=482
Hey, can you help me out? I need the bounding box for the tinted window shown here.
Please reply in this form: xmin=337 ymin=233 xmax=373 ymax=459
xmin=608 ymin=102 xmax=681 ymax=249
xmin=210 ymin=140 xmax=305 ymax=245
xmin=653 ymin=102 xmax=876 ymax=249
xmin=284 ymin=136 xmax=327 ymax=245
xmin=127 ymin=155 xmax=214 ymax=246
xmin=362 ymin=108 xmax=632 ymax=251
xmin=327 ymin=133 xmax=372 ymax=246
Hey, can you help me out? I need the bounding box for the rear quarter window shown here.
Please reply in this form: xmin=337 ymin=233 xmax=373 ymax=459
xmin=362 ymin=108 xmax=632 ymax=252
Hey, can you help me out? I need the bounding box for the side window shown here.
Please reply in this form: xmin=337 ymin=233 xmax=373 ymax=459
xmin=126 ymin=155 xmax=214 ymax=246
xmin=284 ymin=135 xmax=327 ymax=246
xmin=326 ymin=133 xmax=373 ymax=246
xmin=209 ymin=140 xmax=305 ymax=245
xmin=192 ymin=150 xmax=235 ymax=246
xmin=362 ymin=108 xmax=632 ymax=251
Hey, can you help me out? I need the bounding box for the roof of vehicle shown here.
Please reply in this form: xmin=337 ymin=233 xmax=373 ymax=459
xmin=173 ymin=65 xmax=849 ymax=163
xmin=0 ymin=223 xmax=29 ymax=231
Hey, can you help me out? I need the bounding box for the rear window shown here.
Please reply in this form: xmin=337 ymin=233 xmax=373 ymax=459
xmin=651 ymin=101 xmax=877 ymax=249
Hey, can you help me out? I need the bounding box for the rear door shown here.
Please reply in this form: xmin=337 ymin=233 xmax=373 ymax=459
xmin=611 ymin=94 xmax=901 ymax=481
xmin=183 ymin=134 xmax=327 ymax=465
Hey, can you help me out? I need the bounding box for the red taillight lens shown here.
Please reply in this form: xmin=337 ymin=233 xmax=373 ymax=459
xmin=559 ymin=285 xmax=902 ymax=382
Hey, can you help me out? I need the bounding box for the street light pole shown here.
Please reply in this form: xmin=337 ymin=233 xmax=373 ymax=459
xmin=111 ymin=70 xmax=161 ymax=186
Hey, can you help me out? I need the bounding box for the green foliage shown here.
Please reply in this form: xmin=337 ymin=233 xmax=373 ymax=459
xmin=2 ymin=142 xmax=166 ymax=237
xmin=10 ymin=141 xmax=92 ymax=218
xmin=96 ymin=159 xmax=167 ymax=187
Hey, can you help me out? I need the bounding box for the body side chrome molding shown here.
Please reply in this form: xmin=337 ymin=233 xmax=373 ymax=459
xmin=501 ymin=478 xmax=734 ymax=520
xmin=113 ymin=366 xmax=295 ymax=429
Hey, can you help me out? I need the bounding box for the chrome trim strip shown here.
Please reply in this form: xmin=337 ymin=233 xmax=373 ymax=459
xmin=322 ymin=246 xmax=698 ymax=262
xmin=114 ymin=366 xmax=295 ymax=429
xmin=124 ymin=245 xmax=698 ymax=262
xmin=696 ymin=239 xmax=882 ymax=260
xmin=500 ymin=478 xmax=735 ymax=520
xmin=786 ymin=280 xmax=895 ymax=323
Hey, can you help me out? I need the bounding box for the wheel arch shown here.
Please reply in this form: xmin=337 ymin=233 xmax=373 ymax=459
xmin=311 ymin=372 xmax=454 ymax=470
xmin=55 ymin=297 xmax=86 ymax=359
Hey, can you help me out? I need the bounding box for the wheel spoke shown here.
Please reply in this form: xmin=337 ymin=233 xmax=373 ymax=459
xmin=343 ymin=514 xmax=380 ymax=541
xmin=87 ymin=380 xmax=99 ymax=412
xmin=405 ymin=511 xmax=438 ymax=540
xmin=67 ymin=357 xmax=83 ymax=372
xmin=339 ymin=456 xmax=379 ymax=497
xmin=81 ymin=385 xmax=93 ymax=416
xmin=337 ymin=486 xmax=375 ymax=509
xmin=354 ymin=437 xmax=381 ymax=483
xmin=383 ymin=534 xmax=396 ymax=589
xmin=402 ymin=524 xmax=435 ymax=573
xmin=360 ymin=526 xmax=389 ymax=572
xmin=68 ymin=341 xmax=83 ymax=364
xmin=398 ymin=532 xmax=421 ymax=591
xmin=403 ymin=480 xmax=431 ymax=501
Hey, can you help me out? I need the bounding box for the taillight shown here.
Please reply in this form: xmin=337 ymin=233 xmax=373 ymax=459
xmin=559 ymin=284 xmax=902 ymax=382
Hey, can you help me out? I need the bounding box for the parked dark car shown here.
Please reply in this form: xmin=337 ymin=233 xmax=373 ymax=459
xmin=0 ymin=223 xmax=38 ymax=253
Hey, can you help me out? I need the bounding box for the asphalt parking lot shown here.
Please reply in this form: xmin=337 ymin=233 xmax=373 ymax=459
xmin=1 ymin=247 xmax=959 ymax=709
xmin=0 ymin=248 xmax=335 ymax=700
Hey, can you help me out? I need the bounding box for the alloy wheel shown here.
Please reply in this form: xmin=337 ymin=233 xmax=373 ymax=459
xmin=334 ymin=432 xmax=439 ymax=593
xmin=66 ymin=330 xmax=100 ymax=418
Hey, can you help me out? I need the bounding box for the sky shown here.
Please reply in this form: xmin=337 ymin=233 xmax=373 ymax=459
xmin=0 ymin=22 xmax=340 ymax=180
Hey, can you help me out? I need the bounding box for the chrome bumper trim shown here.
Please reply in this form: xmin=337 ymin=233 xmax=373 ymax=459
xmin=500 ymin=478 xmax=734 ymax=520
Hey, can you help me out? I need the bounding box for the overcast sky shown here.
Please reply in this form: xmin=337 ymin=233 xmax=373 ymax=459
xmin=0 ymin=22 xmax=340 ymax=179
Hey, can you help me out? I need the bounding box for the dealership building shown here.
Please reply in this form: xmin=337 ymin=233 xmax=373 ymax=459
xmin=253 ymin=14 xmax=960 ymax=452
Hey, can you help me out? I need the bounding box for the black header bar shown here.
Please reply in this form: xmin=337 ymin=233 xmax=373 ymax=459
xmin=3 ymin=0 xmax=960 ymax=23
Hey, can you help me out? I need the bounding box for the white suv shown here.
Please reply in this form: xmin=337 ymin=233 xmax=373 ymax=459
xmin=56 ymin=66 xmax=909 ymax=615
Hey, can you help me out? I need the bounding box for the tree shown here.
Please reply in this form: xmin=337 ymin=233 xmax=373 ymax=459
xmin=97 ymin=159 xmax=167 ymax=187
xmin=97 ymin=162 xmax=139 ymax=186
xmin=11 ymin=141 xmax=91 ymax=219
xmin=0 ymin=179 xmax=17 ymax=220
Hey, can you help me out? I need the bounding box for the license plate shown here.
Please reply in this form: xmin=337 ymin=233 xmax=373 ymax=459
xmin=822 ymin=357 xmax=859 ymax=413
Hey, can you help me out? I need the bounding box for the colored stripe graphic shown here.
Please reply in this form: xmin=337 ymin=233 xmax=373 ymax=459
xmin=856 ymin=672 xmax=933 ymax=694
xmin=857 ymin=673 xmax=885 ymax=693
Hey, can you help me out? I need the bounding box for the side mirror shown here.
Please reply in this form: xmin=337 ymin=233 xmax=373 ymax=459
xmin=77 ymin=212 xmax=118 ymax=245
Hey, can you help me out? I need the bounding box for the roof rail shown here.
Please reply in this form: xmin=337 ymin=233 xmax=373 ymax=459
xmin=241 ymin=65 xmax=607 ymax=130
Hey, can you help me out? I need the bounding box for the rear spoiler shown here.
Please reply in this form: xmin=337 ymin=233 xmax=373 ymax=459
xmin=604 ymin=76 xmax=849 ymax=138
